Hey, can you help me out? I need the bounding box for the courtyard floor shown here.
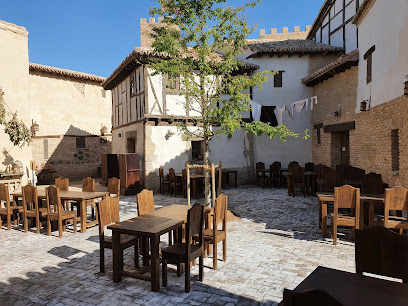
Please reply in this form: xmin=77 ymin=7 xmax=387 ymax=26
xmin=0 ymin=186 xmax=355 ymax=305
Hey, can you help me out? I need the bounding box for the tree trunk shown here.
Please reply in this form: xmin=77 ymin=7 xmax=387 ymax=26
xmin=203 ymin=134 xmax=211 ymax=206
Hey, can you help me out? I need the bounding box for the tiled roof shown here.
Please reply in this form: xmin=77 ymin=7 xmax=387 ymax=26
xmin=302 ymin=49 xmax=359 ymax=86
xmin=245 ymin=39 xmax=343 ymax=58
xmin=352 ymin=0 xmax=376 ymax=26
xmin=103 ymin=47 xmax=259 ymax=90
xmin=29 ymin=63 xmax=106 ymax=83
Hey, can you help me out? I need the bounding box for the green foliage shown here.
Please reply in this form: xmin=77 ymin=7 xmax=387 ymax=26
xmin=0 ymin=87 xmax=31 ymax=148
xmin=148 ymin=0 xmax=308 ymax=153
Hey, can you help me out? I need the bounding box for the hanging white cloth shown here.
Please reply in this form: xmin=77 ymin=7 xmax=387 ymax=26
xmin=276 ymin=105 xmax=294 ymax=125
xmin=251 ymin=100 xmax=262 ymax=121
xmin=310 ymin=96 xmax=318 ymax=110
xmin=291 ymin=99 xmax=308 ymax=116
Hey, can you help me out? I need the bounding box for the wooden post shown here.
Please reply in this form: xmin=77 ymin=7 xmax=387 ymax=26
xmin=204 ymin=164 xmax=209 ymax=206
xmin=186 ymin=163 xmax=191 ymax=207
xmin=218 ymin=161 xmax=222 ymax=195
xmin=211 ymin=163 xmax=216 ymax=208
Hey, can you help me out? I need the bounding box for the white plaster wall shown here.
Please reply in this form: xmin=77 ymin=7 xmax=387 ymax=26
xmin=356 ymin=0 xmax=408 ymax=109
xmin=0 ymin=21 xmax=32 ymax=182
xmin=111 ymin=123 xmax=144 ymax=156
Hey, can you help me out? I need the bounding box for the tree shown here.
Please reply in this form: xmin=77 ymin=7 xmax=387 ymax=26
xmin=148 ymin=0 xmax=307 ymax=204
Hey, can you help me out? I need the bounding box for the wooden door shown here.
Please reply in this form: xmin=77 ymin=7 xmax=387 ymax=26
xmin=119 ymin=154 xmax=140 ymax=195
xmin=340 ymin=132 xmax=350 ymax=165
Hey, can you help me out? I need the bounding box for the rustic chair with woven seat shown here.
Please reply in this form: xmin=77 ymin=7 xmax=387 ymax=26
xmin=162 ymin=203 xmax=204 ymax=293
xmin=108 ymin=177 xmax=120 ymax=197
xmin=96 ymin=196 xmax=139 ymax=273
xmin=282 ymin=288 xmax=343 ymax=306
xmin=0 ymin=183 xmax=22 ymax=230
xmin=269 ymin=162 xmax=281 ymax=188
xmin=256 ymin=162 xmax=267 ymax=187
xmin=195 ymin=194 xmax=228 ymax=270
xmin=46 ymin=185 xmax=78 ymax=237
xmin=71 ymin=177 xmax=96 ymax=219
xmin=22 ymin=185 xmax=47 ymax=233
xmin=331 ymin=185 xmax=360 ymax=245
xmin=377 ymin=186 xmax=408 ymax=234
xmin=355 ymin=226 xmax=408 ymax=283
xmin=291 ymin=165 xmax=306 ymax=197
xmin=159 ymin=168 xmax=170 ymax=195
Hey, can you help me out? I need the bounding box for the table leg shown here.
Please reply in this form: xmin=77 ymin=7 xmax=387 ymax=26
xmin=112 ymin=230 xmax=122 ymax=283
xmin=80 ymin=200 xmax=86 ymax=233
xmin=311 ymin=176 xmax=316 ymax=196
xmin=287 ymin=176 xmax=291 ymax=196
xmin=262 ymin=172 xmax=265 ymax=188
xmin=318 ymin=199 xmax=322 ymax=229
xmin=322 ymin=202 xmax=327 ymax=238
xmin=234 ymin=172 xmax=237 ymax=188
xmin=150 ymin=235 xmax=160 ymax=292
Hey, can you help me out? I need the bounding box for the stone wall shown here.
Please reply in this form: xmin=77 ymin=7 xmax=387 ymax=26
xmin=259 ymin=26 xmax=311 ymax=41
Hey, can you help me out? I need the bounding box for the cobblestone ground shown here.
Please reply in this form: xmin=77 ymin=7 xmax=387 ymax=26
xmin=0 ymin=186 xmax=355 ymax=305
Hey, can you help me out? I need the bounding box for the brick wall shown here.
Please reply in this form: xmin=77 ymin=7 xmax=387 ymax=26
xmin=308 ymin=54 xmax=342 ymax=75
xmin=311 ymin=65 xmax=408 ymax=187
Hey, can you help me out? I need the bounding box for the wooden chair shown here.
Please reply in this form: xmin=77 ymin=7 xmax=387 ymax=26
xmin=362 ymin=172 xmax=384 ymax=195
xmin=71 ymin=177 xmax=96 ymax=218
xmin=289 ymin=161 xmax=299 ymax=165
xmin=331 ymin=185 xmax=360 ymax=245
xmin=291 ymin=165 xmax=306 ymax=197
xmin=315 ymin=164 xmax=327 ymax=192
xmin=136 ymin=189 xmax=155 ymax=216
xmin=269 ymin=162 xmax=281 ymax=188
xmin=355 ymin=226 xmax=408 ymax=283
xmin=325 ymin=168 xmax=337 ymax=192
xmin=304 ymin=162 xmax=314 ymax=172
xmin=377 ymin=186 xmax=408 ymax=234
xmin=162 ymin=203 xmax=204 ymax=293
xmin=256 ymin=162 xmax=267 ymax=187
xmin=169 ymin=168 xmax=182 ymax=197
xmin=22 ymin=185 xmax=47 ymax=233
xmin=282 ymin=288 xmax=343 ymax=306
xmin=55 ymin=176 xmax=69 ymax=191
xmin=0 ymin=183 xmax=22 ymax=230
xmin=159 ymin=168 xmax=170 ymax=195
xmin=201 ymin=194 xmax=228 ymax=270
xmin=46 ymin=185 xmax=78 ymax=237
xmin=108 ymin=177 xmax=120 ymax=197
xmin=335 ymin=164 xmax=347 ymax=186
xmin=96 ymin=196 xmax=139 ymax=273
xmin=182 ymin=169 xmax=188 ymax=198
xmin=343 ymin=166 xmax=365 ymax=188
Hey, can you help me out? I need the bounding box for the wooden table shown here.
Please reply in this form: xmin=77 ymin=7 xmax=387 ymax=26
xmin=285 ymin=172 xmax=316 ymax=196
xmin=280 ymin=266 xmax=408 ymax=306
xmin=222 ymin=170 xmax=238 ymax=188
xmin=317 ymin=192 xmax=384 ymax=237
xmin=12 ymin=188 xmax=108 ymax=233
xmin=108 ymin=204 xmax=209 ymax=292
xmin=256 ymin=169 xmax=270 ymax=188
xmin=175 ymin=173 xmax=205 ymax=199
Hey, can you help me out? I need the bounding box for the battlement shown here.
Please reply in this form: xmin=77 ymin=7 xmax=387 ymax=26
xmin=259 ymin=26 xmax=312 ymax=41
xmin=140 ymin=17 xmax=165 ymax=25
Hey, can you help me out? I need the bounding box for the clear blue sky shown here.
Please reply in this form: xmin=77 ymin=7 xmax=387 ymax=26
xmin=0 ymin=0 xmax=325 ymax=78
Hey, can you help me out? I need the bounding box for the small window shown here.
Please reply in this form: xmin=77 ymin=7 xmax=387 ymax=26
xmin=391 ymin=129 xmax=399 ymax=172
xmin=191 ymin=140 xmax=204 ymax=160
xmin=274 ymin=71 xmax=284 ymax=88
xmin=164 ymin=74 xmax=180 ymax=93
xmin=317 ymin=128 xmax=321 ymax=145
xmin=76 ymin=137 xmax=86 ymax=149
xmin=130 ymin=77 xmax=136 ymax=97
xmin=364 ymin=46 xmax=375 ymax=84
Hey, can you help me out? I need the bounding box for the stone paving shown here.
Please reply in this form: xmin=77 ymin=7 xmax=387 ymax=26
xmin=0 ymin=186 xmax=355 ymax=305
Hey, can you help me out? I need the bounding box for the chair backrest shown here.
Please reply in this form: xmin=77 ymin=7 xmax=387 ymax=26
xmin=334 ymin=185 xmax=360 ymax=210
xmin=292 ymin=165 xmax=304 ymax=181
xmin=55 ymin=176 xmax=69 ymax=191
xmin=185 ymin=203 xmax=204 ymax=255
xmin=82 ymin=177 xmax=95 ymax=192
xmin=256 ymin=162 xmax=265 ymax=170
xmin=195 ymin=167 xmax=203 ymax=175
xmin=159 ymin=167 xmax=165 ymax=184
xmin=345 ymin=166 xmax=365 ymax=180
xmin=22 ymin=185 xmax=38 ymax=214
xmin=214 ymin=194 xmax=228 ymax=231
xmin=362 ymin=172 xmax=384 ymax=194
xmin=46 ymin=185 xmax=63 ymax=215
xmin=108 ymin=177 xmax=120 ymax=196
xmin=304 ymin=162 xmax=314 ymax=172
xmin=182 ymin=169 xmax=187 ymax=186
xmin=335 ymin=164 xmax=347 ymax=185
xmin=0 ymin=183 xmax=11 ymax=210
xmin=289 ymin=161 xmax=299 ymax=166
xmin=270 ymin=161 xmax=281 ymax=174
xmin=325 ymin=168 xmax=337 ymax=191
xmin=96 ymin=196 xmax=120 ymax=238
xmin=136 ymin=189 xmax=155 ymax=216
xmin=283 ymin=288 xmax=343 ymax=306
xmin=169 ymin=168 xmax=176 ymax=183
xmin=355 ymin=226 xmax=408 ymax=283
xmin=384 ymin=186 xmax=408 ymax=212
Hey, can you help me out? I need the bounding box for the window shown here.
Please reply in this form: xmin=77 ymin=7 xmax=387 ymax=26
xmin=274 ymin=71 xmax=284 ymax=88
xmin=76 ymin=137 xmax=86 ymax=149
xmin=314 ymin=123 xmax=323 ymax=145
xmin=130 ymin=77 xmax=136 ymax=97
xmin=391 ymin=129 xmax=399 ymax=172
xmin=317 ymin=128 xmax=321 ymax=145
xmin=191 ymin=141 xmax=204 ymax=160
xmin=164 ymin=74 xmax=180 ymax=93
xmin=364 ymin=46 xmax=375 ymax=84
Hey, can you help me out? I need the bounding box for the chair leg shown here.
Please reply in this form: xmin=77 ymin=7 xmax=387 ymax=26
xmin=7 ymin=214 xmax=11 ymax=230
xmin=58 ymin=219 xmax=63 ymax=238
xmin=199 ymin=256 xmax=203 ymax=282
xmin=223 ymin=239 xmax=227 ymax=262
xmin=185 ymin=260 xmax=190 ymax=293
xmin=23 ymin=213 xmax=28 ymax=233
xmin=332 ymin=219 xmax=337 ymax=245
xmin=162 ymin=257 xmax=167 ymax=287
xmin=100 ymin=246 xmax=105 ymax=273
xmin=177 ymin=263 xmax=182 ymax=277
xmin=134 ymin=240 xmax=139 ymax=268
xmin=36 ymin=212 xmax=41 ymax=234
xmin=213 ymin=242 xmax=218 ymax=270
xmin=47 ymin=217 xmax=51 ymax=236
xmin=73 ymin=216 xmax=77 ymax=234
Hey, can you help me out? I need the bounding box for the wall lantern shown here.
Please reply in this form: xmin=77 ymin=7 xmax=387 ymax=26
xmin=404 ymin=75 xmax=408 ymax=97
xmin=31 ymin=120 xmax=39 ymax=136
xmin=360 ymin=100 xmax=367 ymax=112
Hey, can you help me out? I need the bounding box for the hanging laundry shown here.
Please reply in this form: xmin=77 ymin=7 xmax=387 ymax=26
xmin=291 ymin=99 xmax=308 ymax=116
xmin=251 ymin=100 xmax=262 ymax=121
xmin=260 ymin=106 xmax=278 ymax=127
xmin=276 ymin=106 xmax=294 ymax=125
xmin=310 ymin=96 xmax=318 ymax=110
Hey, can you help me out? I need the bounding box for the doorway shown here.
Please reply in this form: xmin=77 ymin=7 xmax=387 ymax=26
xmin=126 ymin=138 xmax=136 ymax=153
xmin=331 ymin=131 xmax=349 ymax=166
